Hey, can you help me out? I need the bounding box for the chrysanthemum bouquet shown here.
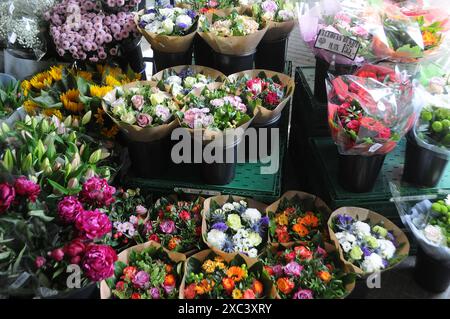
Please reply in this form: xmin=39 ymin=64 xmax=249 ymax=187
xmin=262 ymin=244 xmax=355 ymax=299
xmin=103 ymin=242 xmax=185 ymax=299
xmin=327 ymin=64 xmax=417 ymax=156
xmin=204 ymin=196 xmax=268 ymax=257
xmin=329 ymin=209 xmax=409 ymax=275
xmin=182 ymin=250 xmax=273 ymax=299
xmin=102 ymin=0 xmax=141 ymax=12
xmin=143 ymin=197 xmax=204 ymax=253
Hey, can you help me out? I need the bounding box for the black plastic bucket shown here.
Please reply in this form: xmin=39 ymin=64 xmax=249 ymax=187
xmin=403 ymin=134 xmax=449 ymax=188
xmin=153 ymin=47 xmax=193 ymax=72
xmin=338 ymin=153 xmax=386 ymax=193
xmin=255 ymin=38 xmax=288 ymax=73
xmin=118 ymin=38 xmax=146 ymax=76
xmin=414 ymin=245 xmax=450 ymax=293
xmin=314 ymin=57 xmax=357 ymax=103
xmin=193 ymin=34 xmax=215 ymax=68
xmin=49 ymin=283 xmax=98 ymax=299
xmin=201 ymin=140 xmax=239 ymax=185
xmin=213 ymin=50 xmax=255 ymax=76
xmin=127 ymin=136 xmax=171 ymax=179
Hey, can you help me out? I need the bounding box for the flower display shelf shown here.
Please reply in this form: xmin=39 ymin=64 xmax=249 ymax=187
xmin=307 ymin=137 xmax=450 ymax=227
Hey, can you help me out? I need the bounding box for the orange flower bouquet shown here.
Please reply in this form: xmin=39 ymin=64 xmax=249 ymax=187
xmin=180 ymin=250 xmax=276 ymax=299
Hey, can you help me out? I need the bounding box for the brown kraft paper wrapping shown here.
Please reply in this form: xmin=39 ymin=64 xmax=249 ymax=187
xmin=100 ymin=241 xmax=187 ymax=299
xmin=328 ymin=207 xmax=410 ymax=276
xmin=227 ymin=69 xmax=295 ymax=124
xmin=265 ymin=190 xmax=332 ymax=246
xmin=152 ymin=65 xmax=227 ymax=83
xmin=178 ymin=248 xmax=277 ymax=299
xmin=262 ymin=19 xmax=296 ymax=42
xmin=179 ymin=82 xmax=254 ymax=146
xmin=135 ymin=10 xmax=196 ymax=53
xmin=201 ymin=195 xmax=268 ymax=255
xmin=102 ymin=81 xmax=180 ymax=143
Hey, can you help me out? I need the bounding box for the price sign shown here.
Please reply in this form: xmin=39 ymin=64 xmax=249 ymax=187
xmin=314 ymin=29 xmax=361 ymax=60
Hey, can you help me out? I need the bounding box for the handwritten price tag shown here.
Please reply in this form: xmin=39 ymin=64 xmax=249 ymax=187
xmin=314 ymin=30 xmax=360 ymax=60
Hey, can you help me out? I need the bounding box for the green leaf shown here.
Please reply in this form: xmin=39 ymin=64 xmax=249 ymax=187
xmin=28 ymin=210 xmax=55 ymax=222
xmin=13 ymin=245 xmax=27 ymax=273
xmin=47 ymin=179 xmax=69 ymax=195
xmin=31 ymin=91 xmax=62 ymax=109
xmin=77 ymin=77 xmax=90 ymax=96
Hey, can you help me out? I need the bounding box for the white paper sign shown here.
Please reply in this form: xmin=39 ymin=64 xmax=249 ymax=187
xmin=314 ymin=29 xmax=360 ymax=60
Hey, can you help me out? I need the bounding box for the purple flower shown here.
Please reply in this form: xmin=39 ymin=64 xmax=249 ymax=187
xmin=260 ymin=216 xmax=270 ymax=226
xmin=186 ymin=10 xmax=197 ymax=19
xmin=283 ymin=261 xmax=303 ymax=277
xmin=272 ymin=264 xmax=283 ymax=277
xmin=162 ymin=283 xmax=175 ymax=294
xmin=150 ymin=287 xmax=160 ymax=299
xmin=293 ymin=289 xmax=314 ymax=299
xmin=159 ymin=220 xmax=176 ymax=234
xmin=261 ymin=0 xmax=278 ymax=13
xmin=361 ymin=246 xmax=372 ymax=257
xmin=132 ymin=271 xmax=150 ymax=289
xmin=212 ymin=222 xmax=228 ymax=232
xmin=382 ymin=259 xmax=389 ymax=268
xmin=177 ymin=22 xmax=188 ymax=29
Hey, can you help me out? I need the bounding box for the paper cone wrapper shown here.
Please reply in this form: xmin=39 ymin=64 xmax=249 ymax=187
xmin=198 ymin=15 xmax=268 ymax=55
xmin=100 ymin=241 xmax=187 ymax=299
xmin=179 ymin=249 xmax=277 ymax=299
xmin=265 ymin=242 xmax=355 ymax=298
xmin=328 ymin=207 xmax=410 ymax=276
xmin=102 ymin=81 xmax=180 ymax=142
xmin=202 ymin=195 xmax=268 ymax=256
xmin=152 ymin=65 xmax=227 ymax=83
xmin=135 ymin=10 xmax=196 ymax=53
xmin=262 ymin=19 xmax=296 ymax=42
xmin=179 ymin=82 xmax=254 ymax=145
xmin=227 ymin=69 xmax=295 ymax=124
xmin=266 ymin=191 xmax=332 ymax=245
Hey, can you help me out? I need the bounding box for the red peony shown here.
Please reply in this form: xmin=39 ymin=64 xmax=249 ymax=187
xmin=131 ymin=293 xmax=141 ymax=299
xmin=0 ymin=183 xmax=15 ymax=214
xmin=75 ymin=209 xmax=112 ymax=240
xmin=265 ymin=91 xmax=279 ymax=105
xmin=275 ymin=226 xmax=290 ymax=243
xmin=115 ymin=281 xmax=125 ymax=291
xmin=64 ymin=239 xmax=86 ymax=258
xmin=295 ymin=246 xmax=313 ymax=260
xmin=49 ymin=248 xmax=64 ymax=262
xmin=57 ymin=196 xmax=84 ymax=224
xmin=179 ymin=210 xmax=191 ymax=221
xmin=346 ymin=119 xmax=361 ymax=132
xmin=246 ymin=78 xmax=265 ymax=95
xmin=82 ymin=244 xmax=117 ymax=282
xmin=14 ymin=177 xmax=40 ymax=202
xmin=184 ymin=283 xmax=197 ymax=299
xmin=284 ymin=251 xmax=296 ymax=262
xmin=80 ymin=177 xmax=116 ymax=207
xmin=148 ymin=234 xmax=160 ymax=243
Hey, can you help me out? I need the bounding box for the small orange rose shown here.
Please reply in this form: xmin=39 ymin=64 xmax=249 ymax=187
xmin=292 ymin=223 xmax=309 ymax=237
xmin=276 ymin=277 xmax=295 ymax=295
xmin=222 ymin=277 xmax=235 ymax=293
xmin=318 ymin=271 xmax=332 ymax=283
xmin=168 ymin=237 xmax=181 ymax=250
xmin=252 ymin=279 xmax=264 ymax=296
xmin=164 ymin=274 xmax=176 ymax=287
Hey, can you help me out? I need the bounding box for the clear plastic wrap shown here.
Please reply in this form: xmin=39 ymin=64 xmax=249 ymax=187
xmin=326 ymin=63 xmax=419 ymax=155
xmin=390 ymin=183 xmax=450 ymax=265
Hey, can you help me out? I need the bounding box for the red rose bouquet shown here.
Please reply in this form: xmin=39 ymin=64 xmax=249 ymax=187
xmin=327 ymin=64 xmax=417 ymax=156
xmin=262 ymin=243 xmax=355 ymax=299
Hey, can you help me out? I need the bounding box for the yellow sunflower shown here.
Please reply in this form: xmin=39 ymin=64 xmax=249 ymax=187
xmin=30 ymin=72 xmax=53 ymax=90
xmin=105 ymin=75 xmax=122 ymax=87
xmin=48 ymin=65 xmax=63 ymax=81
xmin=90 ymin=85 xmax=113 ymax=98
xmin=21 ymin=80 xmax=31 ymax=97
xmin=23 ymin=100 xmax=39 ymax=114
xmin=43 ymin=108 xmax=63 ymax=120
xmin=60 ymin=89 xmax=84 ymax=113
xmin=77 ymin=71 xmax=93 ymax=82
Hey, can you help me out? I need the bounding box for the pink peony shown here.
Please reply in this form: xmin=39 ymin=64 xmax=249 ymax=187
xmin=159 ymin=220 xmax=175 ymax=234
xmin=293 ymin=289 xmax=314 ymax=299
xmin=57 ymin=196 xmax=84 ymax=224
xmin=75 ymin=209 xmax=112 ymax=240
xmin=80 ymin=177 xmax=116 ymax=207
xmin=64 ymin=239 xmax=86 ymax=258
xmin=14 ymin=177 xmax=40 ymax=202
xmin=0 ymin=183 xmax=15 ymax=214
xmin=49 ymin=248 xmax=65 ymax=262
xmin=35 ymin=256 xmax=46 ymax=269
xmin=82 ymin=244 xmax=117 ymax=282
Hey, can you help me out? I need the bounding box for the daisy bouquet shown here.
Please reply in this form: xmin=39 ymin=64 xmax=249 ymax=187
xmin=266 ymin=191 xmax=331 ymax=245
xmin=203 ymin=196 xmax=268 ymax=258
xmin=328 ymin=207 xmax=409 ymax=275
xmin=181 ymin=250 xmax=275 ymax=299
xmin=198 ymin=10 xmax=268 ymax=55
xmin=327 ymin=64 xmax=417 ymax=156
xmin=262 ymin=243 xmax=355 ymax=299
xmin=101 ymin=241 xmax=186 ymax=299
xmin=103 ymin=81 xmax=179 ymax=142
xmin=136 ymin=5 xmax=198 ymax=54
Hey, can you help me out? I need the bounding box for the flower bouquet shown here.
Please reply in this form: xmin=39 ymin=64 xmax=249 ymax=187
xmin=202 ymin=195 xmax=268 ymax=258
xmin=103 ymin=81 xmax=179 ymax=142
xmin=101 ymin=0 xmax=142 ymax=13
xmin=390 ymin=184 xmax=450 ymax=292
xmin=100 ymin=241 xmax=186 ymax=299
xmin=261 ymin=242 xmax=355 ymax=299
xmin=152 ymin=65 xmax=226 ymax=102
xmin=176 ymin=0 xmax=244 ymax=16
xmin=143 ymin=196 xmax=204 ymax=254
xmin=227 ymin=70 xmax=295 ymax=124
xmin=198 ymin=10 xmax=268 ymax=56
xmin=327 ymin=64 xmax=417 ymax=192
xmin=266 ymin=191 xmax=331 ymax=246
xmin=0 ymin=80 xmax=24 ymax=119
xmin=136 ymin=5 xmax=198 ymax=55
xmin=403 ymin=59 xmax=450 ymax=187
xmin=180 ymin=249 xmax=276 ymax=299
xmin=328 ymin=207 xmax=410 ymax=276
xmin=45 ymin=0 xmax=141 ymax=64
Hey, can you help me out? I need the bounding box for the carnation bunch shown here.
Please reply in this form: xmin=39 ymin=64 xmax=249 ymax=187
xmin=144 ymin=197 xmax=203 ymax=253
xmin=137 ymin=5 xmax=197 ymax=36
xmin=205 ymin=198 xmax=268 ymax=257
xmin=106 ymin=245 xmax=183 ymax=299
xmin=262 ymin=244 xmax=354 ymax=299
xmin=251 ymin=0 xmax=296 ymax=23
xmin=200 ymin=11 xmax=261 ymax=37
xmin=183 ymin=251 xmax=271 ymax=299
xmin=177 ymin=0 xmax=241 ymax=14
xmin=331 ymin=214 xmax=405 ymax=274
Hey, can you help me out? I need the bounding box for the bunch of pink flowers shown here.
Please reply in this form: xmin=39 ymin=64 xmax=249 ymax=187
xmin=45 ymin=0 xmax=140 ymax=62
xmin=104 ymin=0 xmax=141 ymax=11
